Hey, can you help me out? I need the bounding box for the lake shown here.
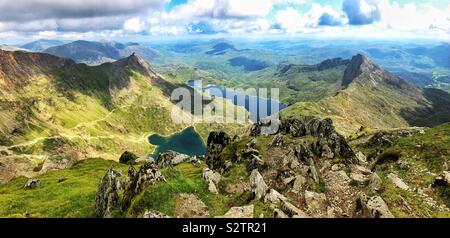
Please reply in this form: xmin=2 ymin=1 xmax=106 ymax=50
xmin=187 ymin=80 xmax=287 ymax=122
xmin=148 ymin=127 xmax=206 ymax=158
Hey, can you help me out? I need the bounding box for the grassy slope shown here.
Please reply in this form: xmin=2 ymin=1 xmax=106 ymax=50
xmin=0 ymin=159 xmax=128 ymax=218
xmin=372 ymin=124 xmax=450 ymax=217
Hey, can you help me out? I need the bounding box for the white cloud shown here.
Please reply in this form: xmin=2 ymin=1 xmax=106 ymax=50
xmin=124 ymin=17 xmax=146 ymax=33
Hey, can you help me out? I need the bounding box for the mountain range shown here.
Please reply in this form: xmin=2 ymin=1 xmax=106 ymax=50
xmin=43 ymin=40 xmax=160 ymax=65
xmin=0 ymin=40 xmax=449 ymax=218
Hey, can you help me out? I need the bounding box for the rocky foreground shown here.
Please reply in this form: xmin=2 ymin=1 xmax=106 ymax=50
xmin=94 ymin=116 xmax=450 ymax=218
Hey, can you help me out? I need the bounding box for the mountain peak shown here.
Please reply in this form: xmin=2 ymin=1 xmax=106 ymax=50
xmin=342 ymin=54 xmax=381 ymax=87
xmin=114 ymin=53 xmax=154 ymax=76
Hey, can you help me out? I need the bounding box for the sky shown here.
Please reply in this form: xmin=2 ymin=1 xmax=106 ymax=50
xmin=0 ymin=0 xmax=449 ymax=43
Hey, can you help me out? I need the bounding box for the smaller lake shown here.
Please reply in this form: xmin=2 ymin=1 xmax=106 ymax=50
xmin=187 ymin=80 xmax=287 ymax=122
xmin=148 ymin=127 xmax=206 ymax=158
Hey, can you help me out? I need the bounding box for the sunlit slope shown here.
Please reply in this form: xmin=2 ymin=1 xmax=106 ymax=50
xmin=283 ymin=54 xmax=450 ymax=135
xmin=0 ymin=50 xmax=188 ymax=182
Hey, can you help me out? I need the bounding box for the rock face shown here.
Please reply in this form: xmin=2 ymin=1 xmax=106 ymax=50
xmin=355 ymin=193 xmax=394 ymax=218
xmin=95 ymin=168 xmax=122 ymax=218
xmin=217 ymin=205 xmax=254 ymax=218
xmin=313 ymin=132 xmax=355 ymax=159
xmin=202 ymin=168 xmax=222 ymax=194
xmin=156 ymin=151 xmax=190 ymax=169
xmin=205 ymin=131 xmax=231 ymax=171
xmin=24 ymin=179 xmax=41 ymax=189
xmin=250 ymin=170 xmax=268 ymax=201
xmin=122 ymin=162 xmax=166 ymax=210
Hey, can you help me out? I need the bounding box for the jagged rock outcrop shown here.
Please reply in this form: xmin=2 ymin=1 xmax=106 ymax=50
xmin=122 ymin=162 xmax=166 ymax=211
xmin=95 ymin=168 xmax=122 ymax=218
xmin=313 ymin=132 xmax=355 ymax=160
xmin=156 ymin=151 xmax=191 ymax=169
xmin=355 ymin=193 xmax=394 ymax=218
xmin=250 ymin=169 xmax=268 ymax=201
xmin=202 ymin=168 xmax=222 ymax=194
xmin=205 ymin=131 xmax=231 ymax=171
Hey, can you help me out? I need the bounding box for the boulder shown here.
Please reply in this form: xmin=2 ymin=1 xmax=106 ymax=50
xmin=369 ymin=173 xmax=383 ymax=191
xmin=143 ymin=210 xmax=170 ymax=218
xmin=291 ymin=175 xmax=307 ymax=194
xmin=247 ymin=155 xmax=265 ymax=172
xmin=119 ymin=151 xmax=138 ymax=165
xmin=95 ymin=168 xmax=122 ymax=218
xmin=350 ymin=172 xmax=369 ymax=186
xmin=156 ymin=151 xmax=190 ymax=168
xmin=250 ymin=169 xmax=268 ymax=201
xmin=355 ymin=152 xmax=368 ymax=165
xmin=355 ymin=193 xmax=394 ymax=218
xmin=264 ymin=189 xmax=287 ymax=204
xmin=388 ymin=173 xmax=409 ymax=191
xmin=205 ymin=131 xmax=231 ymax=171
xmin=202 ymin=168 xmax=222 ymax=194
xmin=217 ymin=205 xmax=254 ymax=218
xmin=433 ymin=171 xmax=450 ymax=187
xmin=304 ymin=191 xmax=328 ymax=216
xmin=366 ymin=132 xmax=393 ymax=147
xmin=24 ymin=179 xmax=41 ymax=189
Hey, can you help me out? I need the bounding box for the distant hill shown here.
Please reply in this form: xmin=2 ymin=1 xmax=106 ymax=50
xmin=283 ymin=54 xmax=450 ymax=135
xmin=44 ymin=40 xmax=160 ymax=65
xmin=0 ymin=49 xmax=188 ymax=182
xmin=20 ymin=39 xmax=65 ymax=52
xmin=0 ymin=44 xmax=28 ymax=52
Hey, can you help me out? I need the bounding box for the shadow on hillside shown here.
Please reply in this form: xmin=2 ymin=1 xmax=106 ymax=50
xmin=400 ymin=88 xmax=450 ymax=127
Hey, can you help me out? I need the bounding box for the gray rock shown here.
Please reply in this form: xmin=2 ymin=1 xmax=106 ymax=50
xmin=205 ymin=131 xmax=231 ymax=171
xmin=202 ymin=168 xmax=222 ymax=194
xmin=156 ymin=151 xmax=190 ymax=168
xmin=143 ymin=210 xmax=170 ymax=218
xmin=122 ymin=162 xmax=166 ymax=211
xmin=355 ymin=152 xmax=368 ymax=165
xmin=304 ymin=191 xmax=328 ymax=216
xmin=250 ymin=170 xmax=268 ymax=201
xmin=355 ymin=193 xmax=394 ymax=218
xmin=270 ymin=135 xmax=284 ymax=147
xmin=291 ymin=175 xmax=307 ymax=194
xmin=216 ymin=205 xmax=254 ymax=218
xmin=388 ymin=173 xmax=409 ymax=191
xmin=369 ymin=173 xmax=383 ymax=191
xmin=24 ymin=179 xmax=41 ymax=189
xmin=350 ymin=172 xmax=369 ymax=185
xmin=95 ymin=168 xmax=122 ymax=218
